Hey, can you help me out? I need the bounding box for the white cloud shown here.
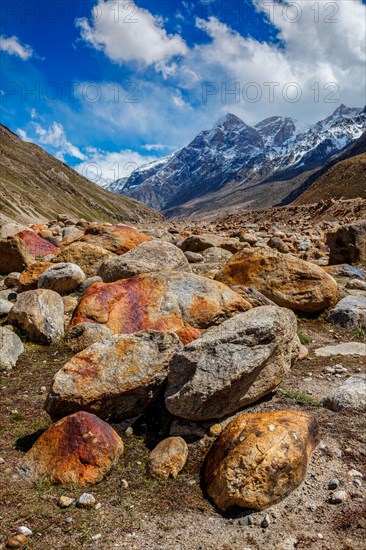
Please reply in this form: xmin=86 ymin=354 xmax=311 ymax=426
xmin=75 ymin=148 xmax=158 ymax=185
xmin=33 ymin=122 xmax=86 ymax=161
xmin=76 ymin=0 xmax=187 ymax=69
xmin=16 ymin=129 xmax=33 ymax=142
xmin=0 ymin=35 xmax=33 ymax=60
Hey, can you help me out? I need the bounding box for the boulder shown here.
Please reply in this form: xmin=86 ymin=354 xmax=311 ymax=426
xmin=215 ymin=248 xmax=339 ymax=313
xmin=205 ymin=410 xmax=319 ymax=512
xmin=323 ymin=375 xmax=366 ymax=412
xmin=345 ymin=279 xmax=366 ymax=291
xmin=0 ymin=326 xmax=24 ymax=372
xmin=165 ymin=306 xmax=297 ymax=421
xmin=55 ymin=242 xmax=113 ymax=277
xmin=328 ymin=296 xmax=366 ymax=329
xmin=38 ymin=263 xmax=86 ymax=294
xmin=0 ymin=298 xmax=13 ymax=316
xmin=184 ymin=251 xmax=204 ymax=264
xmin=0 ymin=222 xmax=27 ymax=239
xmin=327 ymin=221 xmax=366 ymax=264
xmin=202 ymin=247 xmax=233 ymax=263
xmin=178 ymin=235 xmax=242 ymax=254
xmin=45 ymin=332 xmax=182 ymax=420
xmin=60 ymin=226 xmax=84 ymax=246
xmin=98 ymin=241 xmax=191 ymax=282
xmin=267 ymin=237 xmax=290 ymax=254
xmin=70 ymin=272 xmax=249 ymax=343
xmin=80 ymin=224 xmax=151 ymax=255
xmin=18 ymin=262 xmax=53 ymax=291
xmin=230 ymin=286 xmax=276 ymax=307
xmin=16 ymin=230 xmax=59 ymax=258
xmin=4 ymin=272 xmax=21 ymax=288
xmin=147 ymin=437 xmax=188 ymax=479
xmin=0 ymin=237 xmax=34 ymax=274
xmin=9 ymin=289 xmax=64 ymax=344
xmin=81 ymin=276 xmax=103 ymax=293
xmin=65 ymin=322 xmax=113 ymax=352
xmin=17 ymin=411 xmax=124 ymax=486
xmin=315 ymin=342 xmax=366 ymax=357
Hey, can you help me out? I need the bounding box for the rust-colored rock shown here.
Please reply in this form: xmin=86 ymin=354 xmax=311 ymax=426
xmin=205 ymin=410 xmax=319 ymax=512
xmin=79 ymin=224 xmax=151 ymax=255
xmin=56 ymin=241 xmax=113 ymax=277
xmin=215 ymin=248 xmax=339 ymax=313
xmin=17 ymin=411 xmax=124 ymax=486
xmin=5 ymin=534 xmax=27 ymax=548
xmin=147 ymin=437 xmax=188 ymax=479
xmin=175 ymin=325 xmax=202 ymax=345
xmin=18 ymin=262 xmax=53 ymax=291
xmin=69 ymin=272 xmax=248 ymax=341
xmin=16 ymin=230 xmax=59 ymax=258
xmin=0 ymin=237 xmax=34 ymax=275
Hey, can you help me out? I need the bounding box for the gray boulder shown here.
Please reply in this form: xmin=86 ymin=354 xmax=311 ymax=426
xmin=327 ymin=221 xmax=366 ymax=264
xmin=38 ymin=263 xmax=86 ymax=293
xmin=9 ymin=289 xmax=64 ymax=344
xmin=98 ymin=241 xmax=191 ymax=283
xmin=165 ymin=305 xmax=298 ymax=421
xmin=328 ymin=296 xmax=366 ymax=329
xmin=323 ymin=375 xmax=366 ymax=412
xmin=184 ymin=251 xmax=204 ymax=264
xmin=0 ymin=298 xmax=13 ymax=317
xmin=0 ymin=326 xmax=24 ymax=371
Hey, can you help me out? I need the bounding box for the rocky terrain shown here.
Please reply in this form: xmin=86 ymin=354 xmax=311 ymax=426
xmin=109 ymin=105 xmax=365 ymax=218
xmin=0 ymin=210 xmax=365 ymax=549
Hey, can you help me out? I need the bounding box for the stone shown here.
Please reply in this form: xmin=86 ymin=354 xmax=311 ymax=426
xmin=0 ymin=327 xmax=24 ymax=372
xmin=61 ymin=227 xmax=84 ymax=246
xmin=4 ymin=272 xmax=21 ymax=288
xmin=165 ymin=306 xmax=298 ymax=421
xmin=215 ymin=248 xmax=339 ymax=313
xmin=18 ymin=262 xmax=53 ymax=291
xmin=16 ymin=229 xmax=59 ymax=258
xmin=0 ymin=237 xmax=34 ymax=275
xmin=330 ymin=490 xmax=348 ymax=504
xmin=70 ymin=272 xmax=249 ymax=343
xmin=267 ymin=237 xmax=290 ymax=253
xmin=327 ymin=221 xmax=366 ymax=264
xmin=205 ymin=410 xmax=319 ymax=512
xmin=201 ymin=247 xmax=233 ymax=263
xmin=81 ymin=276 xmax=102 ymax=293
xmin=77 ymin=493 xmax=96 ymax=509
xmin=17 ymin=411 xmax=123 ymax=486
xmin=65 ymin=322 xmax=113 ymax=353
xmin=45 ymin=331 xmax=182 ymax=421
xmin=230 ymin=286 xmax=276 ymax=307
xmin=184 ymin=251 xmax=204 ymax=263
xmin=38 ymin=263 xmax=86 ymax=294
xmin=328 ymin=478 xmax=340 ymax=490
xmin=0 ymin=289 xmax=17 ymax=301
xmin=147 ymin=437 xmax=188 ymax=479
xmin=178 ymin=235 xmax=242 ymax=254
xmin=56 ymin=242 xmax=113 ymax=277
xmin=97 ymin=241 xmax=191 ymax=282
xmin=261 ymin=514 xmax=271 ymax=528
xmin=345 ymin=279 xmax=366 ymax=291
xmin=80 ymin=224 xmax=151 ymax=255
xmin=323 ymin=375 xmax=366 ymax=412
xmin=328 ymin=296 xmax=366 ymax=329
xmin=15 ymin=527 xmax=32 ymax=537
xmin=59 ymin=496 xmax=75 ymax=508
xmin=5 ymin=534 xmax=27 ymax=548
xmin=0 ymin=222 xmax=27 ymax=239
xmin=324 ymin=264 xmax=366 ymax=280
xmin=9 ymin=289 xmax=64 ymax=344
xmin=315 ymin=342 xmax=366 ymax=357
xmin=0 ymin=298 xmax=13 ymax=316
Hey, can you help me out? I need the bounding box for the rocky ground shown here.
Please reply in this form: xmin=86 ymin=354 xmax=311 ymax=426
xmin=0 ymin=210 xmax=365 ymax=550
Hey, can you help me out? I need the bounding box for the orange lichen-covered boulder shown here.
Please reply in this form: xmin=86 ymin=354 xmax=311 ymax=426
xmin=16 ymin=230 xmax=59 ymax=258
xmin=69 ymin=272 xmax=249 ymax=341
xmin=18 ymin=262 xmax=53 ymax=291
xmin=205 ymin=410 xmax=319 ymax=512
xmin=17 ymin=411 xmax=124 ymax=486
xmin=79 ymin=224 xmax=151 ymax=255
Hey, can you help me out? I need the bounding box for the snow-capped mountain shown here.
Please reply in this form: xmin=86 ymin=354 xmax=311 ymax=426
xmin=109 ymin=105 xmax=365 ymax=217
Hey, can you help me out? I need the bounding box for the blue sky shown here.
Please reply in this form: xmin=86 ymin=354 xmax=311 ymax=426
xmin=1 ymin=0 xmax=365 ymax=184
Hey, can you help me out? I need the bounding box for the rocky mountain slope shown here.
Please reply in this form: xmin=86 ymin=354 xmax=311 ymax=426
xmin=0 ymin=124 xmax=162 ymax=225
xmin=109 ymin=105 xmax=365 ymax=219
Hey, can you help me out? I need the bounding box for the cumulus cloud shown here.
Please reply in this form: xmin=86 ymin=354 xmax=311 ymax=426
xmin=76 ymin=0 xmax=188 ymax=69
xmin=33 ymin=122 xmax=86 ymax=161
xmin=0 ymin=35 xmax=33 ymax=60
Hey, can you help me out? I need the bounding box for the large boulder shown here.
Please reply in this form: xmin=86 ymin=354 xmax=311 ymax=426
xmin=0 ymin=237 xmax=34 ymax=274
xmin=9 ymin=289 xmax=64 ymax=344
xmin=17 ymin=411 xmax=124 ymax=486
xmin=0 ymin=298 xmax=13 ymax=316
xmin=0 ymin=327 xmax=24 ymax=372
xmin=323 ymin=374 xmax=366 ymax=412
xmin=205 ymin=410 xmax=319 ymax=512
xmin=55 ymin=241 xmax=113 ymax=277
xmin=79 ymin=224 xmax=151 ymax=255
xmin=215 ymin=248 xmax=339 ymax=313
xmin=45 ymin=332 xmax=182 ymax=421
xmin=18 ymin=262 xmax=53 ymax=291
xmin=327 ymin=221 xmax=366 ymax=264
xmin=0 ymin=222 xmax=27 ymax=239
xmin=328 ymin=296 xmax=366 ymax=329
xmin=97 ymin=241 xmax=191 ymax=282
xmin=16 ymin=230 xmax=59 ymax=258
xmin=38 ymin=263 xmax=86 ymax=294
xmin=165 ymin=306 xmax=298 ymax=421
xmin=147 ymin=437 xmax=188 ymax=479
xmin=69 ymin=272 xmax=249 ymax=343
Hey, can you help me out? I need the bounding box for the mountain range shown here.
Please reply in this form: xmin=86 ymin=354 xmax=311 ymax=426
xmin=108 ymin=105 xmax=366 ymax=219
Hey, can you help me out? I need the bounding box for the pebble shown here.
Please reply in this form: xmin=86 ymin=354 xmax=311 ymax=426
xmin=95 ymin=502 xmax=102 ymax=510
xmin=125 ymin=427 xmax=133 ymax=437
xmin=238 ymin=515 xmax=253 ymax=526
xmin=39 ymin=386 xmax=47 ymax=394
xmin=261 ymin=514 xmax=271 ymax=528
xmin=91 ymin=534 xmax=102 ymax=541
xmin=330 ymin=490 xmax=348 ymax=504
xmin=121 ymin=479 xmax=129 ymax=489
xmin=65 ymin=517 xmax=73 ymax=524
xmin=5 ymin=534 xmax=27 ymax=548
xmin=328 ymin=478 xmax=340 ymax=490
xmin=77 ymin=493 xmax=96 ymax=509
xmin=348 ymin=469 xmax=363 ymax=477
xmin=0 ymin=457 xmax=5 ymax=464
xmin=354 ymin=479 xmax=362 ymax=487
xmin=59 ymin=496 xmax=75 ymax=508
xmin=16 ymin=527 xmax=32 ymax=536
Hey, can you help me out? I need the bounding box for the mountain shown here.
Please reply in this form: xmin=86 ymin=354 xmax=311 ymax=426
xmin=0 ymin=124 xmax=162 ymax=225
xmin=109 ymin=105 xmax=365 ymax=219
